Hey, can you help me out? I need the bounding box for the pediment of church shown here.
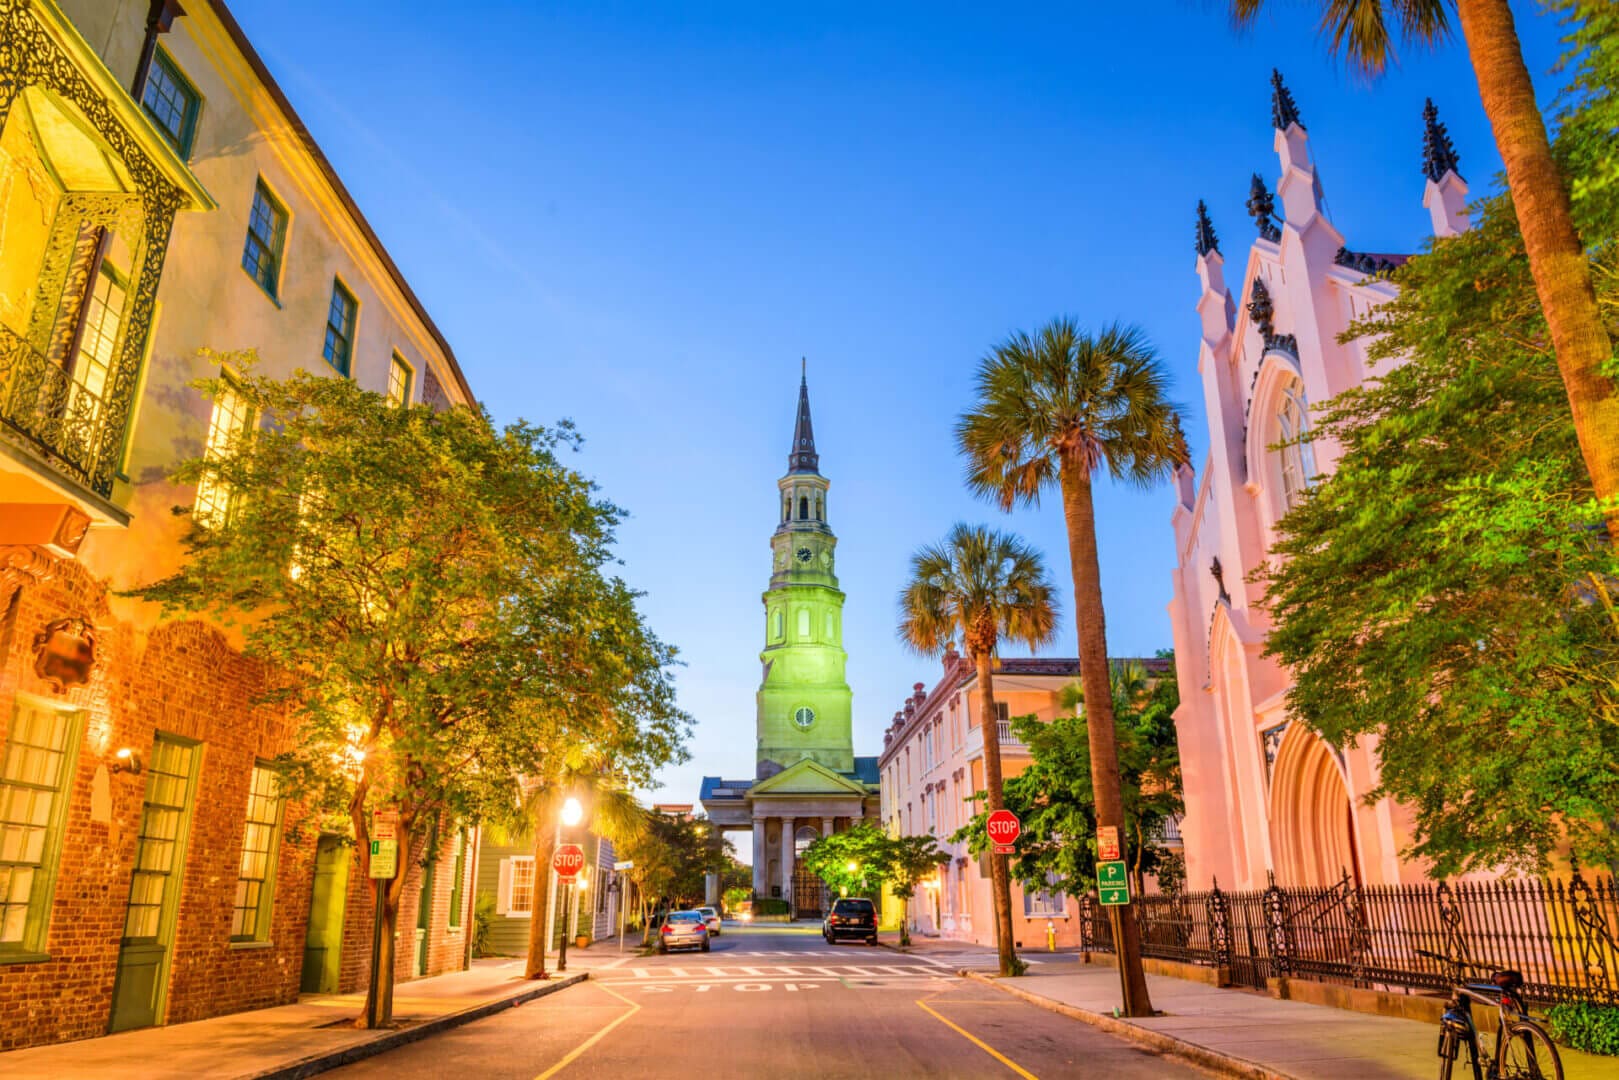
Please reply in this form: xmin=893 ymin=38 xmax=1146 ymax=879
xmin=748 ymin=757 xmax=869 ymax=797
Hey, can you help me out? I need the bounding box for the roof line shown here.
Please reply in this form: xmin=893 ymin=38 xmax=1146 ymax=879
xmin=204 ymin=0 xmax=475 ymax=407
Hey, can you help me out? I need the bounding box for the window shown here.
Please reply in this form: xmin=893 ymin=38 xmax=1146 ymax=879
xmin=241 ymin=181 xmax=287 ymax=298
xmin=387 ymin=352 xmax=413 ymax=406
xmin=510 ymin=856 xmax=535 ymax=914
xmin=1023 ymin=883 xmax=1065 ymax=918
xmin=1275 ymin=381 xmax=1316 ymax=513
xmin=926 ymin=791 xmax=935 ymax=833
xmin=321 ymin=281 xmax=357 ymax=376
xmin=231 ymin=765 xmax=283 ymax=941
xmin=771 ymin=608 xmax=783 ymax=641
xmin=799 ymin=496 xmax=808 ymax=520
xmin=0 ymin=701 xmax=79 ymax=956
xmin=794 ymin=707 xmax=815 ymax=729
xmin=72 ymin=261 xmax=125 ymax=409
xmin=125 ymin=737 xmax=199 ymax=942
xmin=193 ymin=381 xmax=252 ymax=527
xmin=797 ymin=609 xmax=810 ymax=638
xmin=140 ymin=47 xmax=201 ymax=158
xmin=447 ymin=828 xmax=467 ymax=929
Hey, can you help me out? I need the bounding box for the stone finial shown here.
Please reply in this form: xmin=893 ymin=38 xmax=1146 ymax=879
xmin=1421 ymin=98 xmax=1462 ymax=182
xmin=1246 ymin=174 xmax=1281 ymax=242
xmin=1246 ymin=278 xmax=1276 ymax=340
xmin=1271 ymin=69 xmax=1303 ymax=131
xmin=1195 ymin=200 xmax=1220 ymax=257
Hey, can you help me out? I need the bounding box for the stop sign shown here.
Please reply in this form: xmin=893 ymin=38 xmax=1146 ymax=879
xmin=553 ymin=843 xmax=586 ymax=881
xmin=986 ymin=809 xmax=1021 ymax=847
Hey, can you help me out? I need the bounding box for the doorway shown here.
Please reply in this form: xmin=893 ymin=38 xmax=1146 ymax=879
xmin=415 ymin=823 xmax=437 ymax=976
xmin=108 ymin=736 xmax=200 ymax=1033
xmin=300 ymin=835 xmax=349 ymax=993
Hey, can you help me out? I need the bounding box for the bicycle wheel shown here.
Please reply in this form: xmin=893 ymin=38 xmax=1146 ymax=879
xmin=1497 ymin=1021 xmax=1563 ymax=1080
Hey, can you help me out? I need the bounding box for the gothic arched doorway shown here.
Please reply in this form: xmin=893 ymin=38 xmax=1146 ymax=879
xmin=1270 ymin=724 xmax=1360 ymax=887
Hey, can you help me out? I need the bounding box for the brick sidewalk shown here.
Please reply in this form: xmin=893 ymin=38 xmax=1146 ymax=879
xmin=971 ymin=958 xmax=1619 ymax=1079
xmin=0 ymin=957 xmax=610 ymax=1079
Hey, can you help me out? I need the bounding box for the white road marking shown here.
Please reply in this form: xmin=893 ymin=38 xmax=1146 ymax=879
xmin=735 ymin=983 xmax=771 ymax=992
xmin=739 ymin=966 xmax=765 ymax=976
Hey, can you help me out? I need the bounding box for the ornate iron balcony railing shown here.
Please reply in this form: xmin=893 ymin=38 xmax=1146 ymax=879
xmin=0 ymin=324 xmax=118 ymax=497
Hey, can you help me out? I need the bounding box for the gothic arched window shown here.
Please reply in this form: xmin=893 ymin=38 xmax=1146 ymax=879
xmin=1274 ymin=380 xmax=1315 ymax=513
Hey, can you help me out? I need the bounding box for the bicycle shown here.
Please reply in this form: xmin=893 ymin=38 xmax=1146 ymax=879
xmin=1415 ymin=948 xmax=1564 ymax=1079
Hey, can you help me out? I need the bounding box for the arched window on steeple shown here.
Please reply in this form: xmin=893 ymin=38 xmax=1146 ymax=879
xmin=783 ymin=495 xmax=790 ymax=522
xmin=799 ymin=495 xmax=809 ymax=520
xmin=815 ymin=493 xmax=822 ymax=521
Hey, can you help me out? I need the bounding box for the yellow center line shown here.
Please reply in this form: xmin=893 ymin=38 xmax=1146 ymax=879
xmin=916 ymin=998 xmax=1039 ymax=1080
xmin=534 ymin=982 xmax=641 ymax=1080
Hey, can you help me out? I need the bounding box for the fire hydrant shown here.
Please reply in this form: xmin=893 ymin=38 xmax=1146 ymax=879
xmin=1046 ymin=920 xmax=1056 ymax=952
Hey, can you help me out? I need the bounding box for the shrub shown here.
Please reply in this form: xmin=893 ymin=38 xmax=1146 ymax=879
xmin=471 ymin=892 xmax=497 ymax=958
xmin=753 ymin=898 xmax=791 ymax=916
xmin=1547 ymin=1002 xmax=1619 ymax=1057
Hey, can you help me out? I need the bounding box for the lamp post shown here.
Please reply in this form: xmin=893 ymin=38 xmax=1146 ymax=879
xmin=557 ymin=796 xmax=583 ymax=973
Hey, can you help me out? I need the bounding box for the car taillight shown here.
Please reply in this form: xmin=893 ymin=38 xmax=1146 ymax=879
xmin=662 ymin=924 xmax=672 ymax=933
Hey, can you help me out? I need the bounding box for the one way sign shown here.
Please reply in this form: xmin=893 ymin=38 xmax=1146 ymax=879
xmin=1097 ymin=860 xmax=1131 ymax=906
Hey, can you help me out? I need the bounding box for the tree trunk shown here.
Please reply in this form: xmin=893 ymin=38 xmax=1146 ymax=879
xmin=973 ymin=650 xmax=1019 ymax=977
xmin=356 ymin=818 xmax=411 ymax=1029
xmin=525 ymin=796 xmax=559 ymax=979
xmin=1059 ymin=466 xmax=1153 ymax=1017
xmin=1457 ymin=0 xmax=1619 ymax=526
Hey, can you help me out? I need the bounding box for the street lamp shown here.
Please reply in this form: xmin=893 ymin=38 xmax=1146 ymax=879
xmin=557 ymin=795 xmax=585 ymax=972
xmin=561 ymin=796 xmax=584 ymax=827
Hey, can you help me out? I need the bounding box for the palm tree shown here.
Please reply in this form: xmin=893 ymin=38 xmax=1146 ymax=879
xmin=516 ymin=749 xmax=646 ymax=979
xmin=958 ymin=318 xmax=1182 ymax=1017
xmin=898 ymin=523 xmax=1058 ymax=977
xmin=1230 ymin=0 xmax=1619 ymax=526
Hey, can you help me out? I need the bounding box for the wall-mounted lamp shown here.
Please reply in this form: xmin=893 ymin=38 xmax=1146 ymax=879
xmin=110 ymin=747 xmax=143 ymax=775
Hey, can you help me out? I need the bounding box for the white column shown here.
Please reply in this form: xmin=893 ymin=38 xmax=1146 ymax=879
xmin=752 ymin=818 xmax=766 ymax=896
xmin=781 ymin=816 xmax=796 ymax=907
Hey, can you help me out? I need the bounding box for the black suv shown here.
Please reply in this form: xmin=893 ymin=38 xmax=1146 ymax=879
xmin=822 ymin=897 xmax=878 ymax=945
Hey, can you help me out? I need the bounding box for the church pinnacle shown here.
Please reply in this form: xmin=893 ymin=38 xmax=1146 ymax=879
xmin=789 ymin=359 xmax=819 ymax=474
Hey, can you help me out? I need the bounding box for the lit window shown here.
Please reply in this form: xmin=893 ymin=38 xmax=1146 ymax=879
xmin=1275 ymin=381 xmax=1316 ymax=513
xmin=322 ymin=281 xmax=356 ymax=376
xmin=231 ymin=765 xmax=284 ymax=941
xmin=510 ymin=856 xmax=535 ymax=914
xmin=387 ymin=353 xmax=413 ymax=406
xmin=140 ymin=48 xmax=201 ymax=158
xmin=0 ymin=701 xmax=79 ymax=954
xmin=242 ymin=181 xmax=287 ymax=298
xmin=194 ymin=381 xmax=252 ymax=527
xmin=124 ymin=738 xmax=199 ymax=942
xmin=71 ymin=262 xmax=125 ymax=410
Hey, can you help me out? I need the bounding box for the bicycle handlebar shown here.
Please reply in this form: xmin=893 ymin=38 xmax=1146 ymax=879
xmin=1414 ymin=948 xmax=1495 ymax=976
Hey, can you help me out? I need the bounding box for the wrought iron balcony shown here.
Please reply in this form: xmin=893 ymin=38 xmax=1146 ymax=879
xmin=0 ymin=325 xmax=119 ymax=498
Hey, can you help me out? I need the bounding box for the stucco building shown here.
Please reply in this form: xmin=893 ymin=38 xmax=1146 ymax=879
xmin=0 ymin=0 xmax=476 ymax=1048
xmin=1167 ymin=73 xmax=1470 ymax=892
xmin=876 ymin=654 xmax=1174 ymax=947
xmin=700 ymin=372 xmax=879 ymax=918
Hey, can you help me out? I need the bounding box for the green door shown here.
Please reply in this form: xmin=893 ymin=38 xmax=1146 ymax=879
xmin=414 ymin=824 xmax=436 ymax=976
xmin=300 ymin=835 xmax=349 ymax=993
xmin=109 ymin=737 xmax=199 ymax=1033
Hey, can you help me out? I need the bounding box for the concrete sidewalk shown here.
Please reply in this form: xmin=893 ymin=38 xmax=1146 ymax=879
xmin=970 ymin=958 xmax=1619 ymax=1079
xmin=0 ymin=957 xmax=608 ymax=1079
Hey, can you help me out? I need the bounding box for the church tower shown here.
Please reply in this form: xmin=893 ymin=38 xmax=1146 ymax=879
xmin=757 ymin=366 xmax=854 ymax=776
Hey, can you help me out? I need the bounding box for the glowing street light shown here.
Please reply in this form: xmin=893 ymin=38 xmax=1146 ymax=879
xmin=561 ymin=796 xmax=584 ymax=827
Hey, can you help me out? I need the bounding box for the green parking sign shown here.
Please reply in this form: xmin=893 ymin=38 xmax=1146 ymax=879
xmin=1097 ymin=859 xmax=1130 ymax=906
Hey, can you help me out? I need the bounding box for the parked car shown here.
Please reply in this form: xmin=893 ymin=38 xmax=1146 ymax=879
xmin=696 ymin=906 xmax=722 ymax=936
xmin=659 ymin=909 xmax=711 ymax=953
xmin=822 ymin=897 xmax=878 ymax=945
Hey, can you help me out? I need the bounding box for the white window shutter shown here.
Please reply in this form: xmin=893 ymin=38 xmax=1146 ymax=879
xmin=496 ymin=857 xmax=512 ymax=915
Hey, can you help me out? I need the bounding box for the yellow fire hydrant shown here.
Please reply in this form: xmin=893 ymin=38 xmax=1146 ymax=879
xmin=1046 ymin=920 xmax=1056 ymax=952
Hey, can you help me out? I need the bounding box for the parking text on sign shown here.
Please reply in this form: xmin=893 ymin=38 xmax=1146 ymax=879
xmin=1096 ymin=858 xmax=1130 ymax=906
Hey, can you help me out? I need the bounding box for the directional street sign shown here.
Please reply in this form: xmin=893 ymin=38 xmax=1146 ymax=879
xmin=614 ymin=859 xmax=634 ymax=871
xmin=1097 ymin=859 xmax=1131 ymax=906
xmin=369 ymin=838 xmax=397 ymax=879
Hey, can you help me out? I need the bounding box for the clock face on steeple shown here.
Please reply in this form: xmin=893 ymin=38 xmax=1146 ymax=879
xmin=796 ymin=547 xmax=813 ymax=564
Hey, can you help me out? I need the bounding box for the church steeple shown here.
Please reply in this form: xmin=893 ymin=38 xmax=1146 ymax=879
xmin=789 ymin=360 xmax=819 ymax=474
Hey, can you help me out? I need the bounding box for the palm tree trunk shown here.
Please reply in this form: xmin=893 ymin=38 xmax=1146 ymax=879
xmin=973 ymin=648 xmax=1019 ymax=977
xmin=1058 ymin=465 xmax=1153 ymax=1017
xmin=525 ymin=797 xmax=559 ymax=979
xmin=1456 ymin=0 xmax=1619 ymax=524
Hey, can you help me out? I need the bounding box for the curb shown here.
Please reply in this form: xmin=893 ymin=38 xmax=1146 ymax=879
xmin=959 ymin=971 xmax=1293 ymax=1080
xmin=246 ymin=972 xmax=590 ymax=1080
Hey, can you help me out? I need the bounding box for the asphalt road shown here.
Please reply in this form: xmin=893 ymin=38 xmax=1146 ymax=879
xmin=329 ymin=923 xmax=1202 ymax=1079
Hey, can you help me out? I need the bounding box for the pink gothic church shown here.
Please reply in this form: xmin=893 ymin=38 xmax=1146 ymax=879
xmin=1167 ymin=73 xmax=1470 ymax=892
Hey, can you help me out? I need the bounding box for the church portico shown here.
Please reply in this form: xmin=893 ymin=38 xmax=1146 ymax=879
xmin=700 ymin=368 xmax=880 ymax=915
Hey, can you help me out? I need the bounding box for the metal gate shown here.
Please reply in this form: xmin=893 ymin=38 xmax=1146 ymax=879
xmin=792 ymin=868 xmax=824 ymax=919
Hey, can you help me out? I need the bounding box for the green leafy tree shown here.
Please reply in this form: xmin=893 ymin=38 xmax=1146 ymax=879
xmin=957 ymin=319 xmax=1181 ymax=1015
xmin=1229 ymin=0 xmax=1619 ymax=533
xmin=800 ymin=822 xmax=892 ymax=897
xmin=885 ymin=834 xmax=950 ymax=946
xmin=135 ymin=366 xmax=686 ymax=1025
xmin=898 ymin=524 xmax=1058 ymax=977
xmin=955 ymin=658 xmax=1183 ymax=900
xmin=1258 ymin=7 xmax=1619 ymax=875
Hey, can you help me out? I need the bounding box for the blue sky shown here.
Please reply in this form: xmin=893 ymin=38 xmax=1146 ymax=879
xmin=229 ymin=2 xmax=1567 ymax=825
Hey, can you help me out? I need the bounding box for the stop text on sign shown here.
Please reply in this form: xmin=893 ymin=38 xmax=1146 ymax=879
xmin=986 ymin=809 xmax=1020 ymax=853
xmin=553 ymin=843 xmax=586 ymax=881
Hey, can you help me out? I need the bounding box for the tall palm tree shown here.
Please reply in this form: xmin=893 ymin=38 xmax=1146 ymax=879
xmin=516 ymin=749 xmax=646 ymax=979
xmin=1231 ymin=0 xmax=1619 ymax=525
xmin=958 ymin=318 xmax=1182 ymax=1017
xmin=898 ymin=523 xmax=1058 ymax=977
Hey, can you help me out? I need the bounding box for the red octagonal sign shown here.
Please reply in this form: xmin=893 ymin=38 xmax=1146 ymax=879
xmin=986 ymin=809 xmax=1021 ymax=848
xmin=553 ymin=843 xmax=586 ymax=881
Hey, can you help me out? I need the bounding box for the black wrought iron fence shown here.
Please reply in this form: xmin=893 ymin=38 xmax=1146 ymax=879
xmin=1075 ymin=868 xmax=1619 ymax=1007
